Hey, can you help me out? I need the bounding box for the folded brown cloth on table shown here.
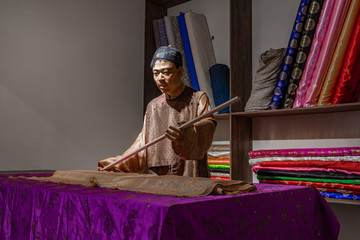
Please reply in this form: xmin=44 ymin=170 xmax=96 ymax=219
xmin=20 ymin=170 xmax=257 ymax=197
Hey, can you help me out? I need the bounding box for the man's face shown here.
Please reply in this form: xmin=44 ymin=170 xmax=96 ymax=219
xmin=152 ymin=60 xmax=183 ymax=97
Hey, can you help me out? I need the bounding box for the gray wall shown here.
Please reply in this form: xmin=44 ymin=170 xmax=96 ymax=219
xmin=0 ymin=0 xmax=145 ymax=170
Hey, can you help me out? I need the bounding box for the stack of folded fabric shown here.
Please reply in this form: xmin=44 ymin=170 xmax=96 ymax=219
xmin=249 ymin=147 xmax=360 ymax=201
xmin=208 ymin=141 xmax=231 ymax=180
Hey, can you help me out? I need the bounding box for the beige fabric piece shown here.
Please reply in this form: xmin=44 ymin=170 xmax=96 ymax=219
xmin=23 ymin=170 xmax=257 ymax=197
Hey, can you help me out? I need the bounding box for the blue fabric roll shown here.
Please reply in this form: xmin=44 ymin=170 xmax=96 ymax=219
xmin=321 ymin=192 xmax=360 ymax=201
xmin=209 ymin=64 xmax=230 ymax=113
xmin=178 ymin=12 xmax=200 ymax=91
xmin=269 ymin=0 xmax=310 ymax=109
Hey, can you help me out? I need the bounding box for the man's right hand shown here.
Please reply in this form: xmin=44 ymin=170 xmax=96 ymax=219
xmin=98 ymin=156 xmax=127 ymax=172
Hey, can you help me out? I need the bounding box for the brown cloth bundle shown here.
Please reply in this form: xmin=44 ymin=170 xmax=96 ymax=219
xmin=24 ymin=170 xmax=257 ymax=197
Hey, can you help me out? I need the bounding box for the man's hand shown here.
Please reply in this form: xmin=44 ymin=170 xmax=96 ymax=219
xmin=165 ymin=124 xmax=185 ymax=155
xmin=98 ymin=156 xmax=127 ymax=172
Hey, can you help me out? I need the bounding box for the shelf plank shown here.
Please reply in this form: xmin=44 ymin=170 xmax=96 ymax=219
xmin=147 ymin=0 xmax=191 ymax=8
xmin=232 ymin=102 xmax=360 ymax=118
xmin=325 ymin=198 xmax=360 ymax=206
xmin=214 ymin=113 xmax=230 ymax=120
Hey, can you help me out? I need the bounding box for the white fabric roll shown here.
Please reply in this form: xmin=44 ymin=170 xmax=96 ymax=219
xmin=185 ymin=11 xmax=216 ymax=108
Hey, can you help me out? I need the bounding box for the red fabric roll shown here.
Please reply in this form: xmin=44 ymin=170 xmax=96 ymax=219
xmin=259 ymin=179 xmax=360 ymax=191
xmin=331 ymin=12 xmax=360 ymax=104
xmin=260 ymin=160 xmax=360 ymax=172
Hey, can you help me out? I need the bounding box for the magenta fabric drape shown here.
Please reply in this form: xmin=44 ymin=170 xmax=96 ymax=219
xmin=0 ymin=173 xmax=340 ymax=240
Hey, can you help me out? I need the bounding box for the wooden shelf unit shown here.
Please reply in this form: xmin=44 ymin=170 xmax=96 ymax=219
xmin=230 ymin=102 xmax=360 ymax=181
xmin=144 ymin=0 xmax=360 ymax=206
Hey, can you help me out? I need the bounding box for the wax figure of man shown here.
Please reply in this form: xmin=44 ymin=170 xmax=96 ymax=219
xmin=98 ymin=46 xmax=217 ymax=177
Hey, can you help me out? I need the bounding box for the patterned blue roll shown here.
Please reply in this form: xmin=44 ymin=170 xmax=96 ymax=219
xmin=210 ymin=64 xmax=230 ymax=113
xmin=320 ymin=192 xmax=360 ymax=201
xmin=178 ymin=12 xmax=200 ymax=91
xmin=269 ymin=0 xmax=310 ymax=110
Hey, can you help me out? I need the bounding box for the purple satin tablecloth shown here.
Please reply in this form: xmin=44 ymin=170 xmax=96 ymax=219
xmin=0 ymin=173 xmax=339 ymax=240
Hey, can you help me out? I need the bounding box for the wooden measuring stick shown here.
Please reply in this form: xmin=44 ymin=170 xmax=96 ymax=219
xmin=101 ymin=96 xmax=241 ymax=171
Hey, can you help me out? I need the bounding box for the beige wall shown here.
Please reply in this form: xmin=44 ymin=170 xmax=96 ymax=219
xmin=0 ymin=0 xmax=145 ymax=170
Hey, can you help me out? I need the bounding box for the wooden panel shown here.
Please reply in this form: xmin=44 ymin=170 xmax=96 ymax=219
xmin=230 ymin=0 xmax=253 ymax=181
xmin=144 ymin=1 xmax=166 ymax=113
xmin=230 ymin=115 xmax=252 ymax=181
xmin=230 ymin=0 xmax=252 ymax=112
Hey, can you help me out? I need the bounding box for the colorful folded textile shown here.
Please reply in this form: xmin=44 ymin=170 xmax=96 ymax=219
xmin=249 ymin=156 xmax=360 ymax=166
xmin=208 ymin=164 xmax=230 ymax=169
xmin=209 ymin=168 xmax=230 ymax=174
xmin=208 ymin=159 xmax=230 ymax=165
xmin=316 ymin=187 xmax=360 ymax=195
xmin=257 ymin=169 xmax=360 ymax=180
xmin=210 ymin=172 xmax=231 ymax=178
xmin=249 ymin=147 xmax=360 ymax=158
xmin=208 ymin=141 xmax=230 ymax=152
xmin=257 ymin=175 xmax=360 ymax=184
xmin=259 ymin=179 xmax=360 ymax=192
xmin=208 ymin=151 xmax=231 ymax=157
xmin=259 ymin=160 xmax=360 ymax=172
xmin=211 ymin=176 xmax=230 ymax=180
xmin=252 ymin=164 xmax=360 ymax=175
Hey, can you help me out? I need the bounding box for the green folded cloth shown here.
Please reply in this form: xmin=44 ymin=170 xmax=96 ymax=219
xmin=208 ymin=164 xmax=230 ymax=169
